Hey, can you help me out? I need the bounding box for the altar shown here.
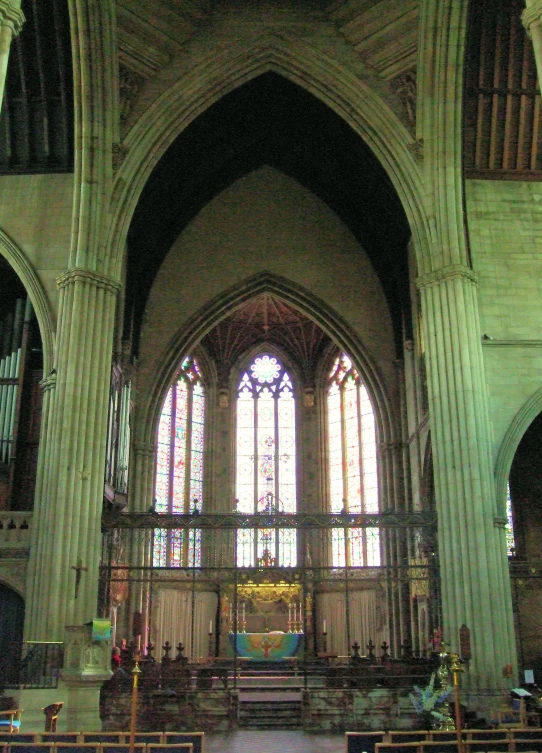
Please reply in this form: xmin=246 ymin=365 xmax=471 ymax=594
xmin=229 ymin=632 xmax=304 ymax=660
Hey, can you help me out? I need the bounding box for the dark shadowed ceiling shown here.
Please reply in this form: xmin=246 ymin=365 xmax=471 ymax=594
xmin=0 ymin=0 xmax=73 ymax=173
xmin=126 ymin=72 xmax=412 ymax=357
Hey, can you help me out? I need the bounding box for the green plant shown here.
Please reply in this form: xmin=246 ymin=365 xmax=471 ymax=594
xmin=409 ymin=672 xmax=451 ymax=730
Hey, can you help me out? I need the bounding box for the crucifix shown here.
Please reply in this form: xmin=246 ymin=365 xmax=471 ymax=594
xmin=71 ymin=558 xmax=88 ymax=598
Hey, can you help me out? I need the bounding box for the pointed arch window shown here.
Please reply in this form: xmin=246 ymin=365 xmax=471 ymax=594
xmin=236 ymin=354 xmax=297 ymax=567
xmin=328 ymin=353 xmax=380 ymax=567
xmin=153 ymin=356 xmax=204 ymax=567
xmin=506 ymin=482 xmax=516 ymax=557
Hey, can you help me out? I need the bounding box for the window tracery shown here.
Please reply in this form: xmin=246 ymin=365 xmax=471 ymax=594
xmin=153 ymin=356 xmax=204 ymax=567
xmin=327 ymin=353 xmax=380 ymax=567
xmin=236 ymin=353 xmax=297 ymax=567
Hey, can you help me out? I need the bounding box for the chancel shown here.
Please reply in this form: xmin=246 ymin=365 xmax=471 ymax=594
xmin=2 ymin=0 xmax=542 ymax=739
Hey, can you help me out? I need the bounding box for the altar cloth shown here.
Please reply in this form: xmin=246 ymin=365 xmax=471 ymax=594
xmin=229 ymin=632 xmax=303 ymax=660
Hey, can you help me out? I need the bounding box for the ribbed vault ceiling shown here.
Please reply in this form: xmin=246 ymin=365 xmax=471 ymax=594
xmin=201 ymin=294 xmax=332 ymax=384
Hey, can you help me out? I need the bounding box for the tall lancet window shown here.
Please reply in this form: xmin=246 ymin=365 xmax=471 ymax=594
xmin=153 ymin=356 xmax=205 ymax=567
xmin=328 ymin=353 xmax=380 ymax=567
xmin=236 ymin=354 xmax=297 ymax=567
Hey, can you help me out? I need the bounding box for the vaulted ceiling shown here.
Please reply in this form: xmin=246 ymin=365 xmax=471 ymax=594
xmin=5 ymin=0 xmax=540 ymax=369
xmin=125 ymin=71 xmax=412 ymax=357
xmin=201 ymin=294 xmax=333 ymax=385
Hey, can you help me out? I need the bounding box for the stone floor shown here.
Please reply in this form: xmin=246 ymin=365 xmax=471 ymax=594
xmin=205 ymin=730 xmax=343 ymax=752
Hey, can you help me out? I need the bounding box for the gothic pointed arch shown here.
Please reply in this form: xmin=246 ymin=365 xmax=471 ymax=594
xmin=495 ymin=386 xmax=542 ymax=518
xmin=140 ymin=273 xmax=396 ymax=456
xmin=107 ymin=32 xmax=430 ymax=319
xmin=0 ymin=230 xmax=54 ymax=375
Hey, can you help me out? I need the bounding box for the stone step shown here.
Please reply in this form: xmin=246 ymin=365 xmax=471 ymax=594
xmin=238 ymin=700 xmax=303 ymax=730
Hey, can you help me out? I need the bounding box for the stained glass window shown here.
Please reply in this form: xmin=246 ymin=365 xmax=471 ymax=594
xmin=328 ymin=353 xmax=380 ymax=567
xmin=236 ymin=353 xmax=297 ymax=567
xmin=506 ymin=482 xmax=516 ymax=557
xmin=153 ymin=356 xmax=204 ymax=567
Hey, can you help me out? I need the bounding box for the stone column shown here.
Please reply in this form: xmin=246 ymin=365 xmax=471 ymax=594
xmin=0 ymin=0 xmax=24 ymax=108
xmin=24 ymin=269 xmax=119 ymax=640
xmin=124 ymin=441 xmax=155 ymax=648
xmin=522 ymin=1 xmax=542 ymax=87
xmin=417 ymin=264 xmax=516 ymax=690
xmin=24 ymin=374 xmax=57 ymax=639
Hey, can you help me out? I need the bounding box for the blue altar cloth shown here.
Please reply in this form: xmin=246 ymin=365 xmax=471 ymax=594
xmin=229 ymin=632 xmax=303 ymax=660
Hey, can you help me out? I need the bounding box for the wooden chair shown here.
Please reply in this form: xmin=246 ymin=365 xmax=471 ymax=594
xmin=146 ymin=745 xmax=194 ymax=753
xmin=494 ymin=699 xmax=538 ymax=729
xmin=161 ymin=732 xmax=205 ymax=753
xmin=41 ymin=704 xmax=63 ymax=733
xmin=345 ymin=731 xmax=387 ymax=753
xmin=0 ymin=709 xmax=23 ymax=733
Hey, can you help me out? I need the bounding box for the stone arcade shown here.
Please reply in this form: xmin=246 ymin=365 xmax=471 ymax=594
xmin=1 ymin=0 xmax=542 ymax=734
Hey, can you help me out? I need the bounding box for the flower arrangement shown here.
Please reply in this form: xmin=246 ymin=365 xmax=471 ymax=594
xmin=409 ymin=672 xmax=452 ymax=730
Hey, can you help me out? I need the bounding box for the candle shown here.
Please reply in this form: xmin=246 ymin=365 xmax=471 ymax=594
xmin=209 ymin=620 xmax=213 ymax=634
xmin=323 ymin=619 xmax=326 ymax=634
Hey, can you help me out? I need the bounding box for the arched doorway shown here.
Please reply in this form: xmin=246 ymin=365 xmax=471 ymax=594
xmin=0 ymin=583 xmax=24 ymax=688
xmin=508 ymin=412 xmax=542 ymax=682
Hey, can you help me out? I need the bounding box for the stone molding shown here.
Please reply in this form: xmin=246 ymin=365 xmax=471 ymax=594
xmin=0 ymin=0 xmax=25 ymax=36
xmin=378 ymin=440 xmax=405 ymax=454
xmin=416 ymin=263 xmax=478 ymax=290
xmin=482 ymin=339 xmax=542 ymax=348
xmin=522 ymin=2 xmax=542 ymax=35
xmin=40 ymin=373 xmax=57 ymax=393
xmin=133 ymin=441 xmax=155 ymax=458
xmin=56 ymin=268 xmax=121 ymax=294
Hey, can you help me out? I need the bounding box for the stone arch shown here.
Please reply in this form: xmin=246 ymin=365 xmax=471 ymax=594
xmin=495 ymin=387 xmax=542 ymax=517
xmin=107 ymin=31 xmax=431 ymax=281
xmin=0 ymin=229 xmax=55 ymax=375
xmin=137 ymin=273 xmax=396 ymax=462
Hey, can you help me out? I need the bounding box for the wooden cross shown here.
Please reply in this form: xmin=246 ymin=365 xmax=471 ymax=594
xmin=71 ymin=558 xmax=88 ymax=598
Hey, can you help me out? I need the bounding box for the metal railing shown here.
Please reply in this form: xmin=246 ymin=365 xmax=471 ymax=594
xmin=1 ymin=641 xmax=64 ymax=689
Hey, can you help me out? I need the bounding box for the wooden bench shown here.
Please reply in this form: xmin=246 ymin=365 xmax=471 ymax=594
xmin=347 ymin=729 xmax=542 ymax=753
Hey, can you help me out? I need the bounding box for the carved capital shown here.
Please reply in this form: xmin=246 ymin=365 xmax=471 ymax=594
xmin=522 ymin=1 xmax=542 ymax=36
xmin=416 ymin=264 xmax=478 ymax=290
xmin=133 ymin=441 xmax=155 ymax=458
xmin=56 ymin=268 xmax=121 ymax=295
xmin=0 ymin=0 xmax=25 ymax=36
xmin=40 ymin=372 xmax=57 ymax=393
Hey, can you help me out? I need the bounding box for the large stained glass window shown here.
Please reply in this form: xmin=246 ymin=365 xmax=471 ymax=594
xmin=153 ymin=356 xmax=204 ymax=567
xmin=506 ymin=482 xmax=516 ymax=556
xmin=328 ymin=353 xmax=380 ymax=567
xmin=236 ymin=354 xmax=297 ymax=567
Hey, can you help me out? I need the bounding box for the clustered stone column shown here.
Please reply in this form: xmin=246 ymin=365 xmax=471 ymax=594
xmin=0 ymin=0 xmax=24 ymax=107
xmin=25 ymin=269 xmax=119 ymax=640
xmin=522 ymin=1 xmax=542 ymax=87
xmin=417 ymin=265 xmax=516 ymax=690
